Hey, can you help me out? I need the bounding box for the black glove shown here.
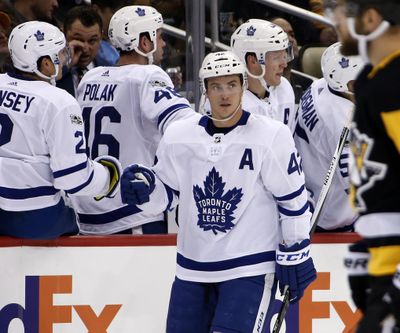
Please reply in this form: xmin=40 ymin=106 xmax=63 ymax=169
xmin=344 ymin=240 xmax=370 ymax=312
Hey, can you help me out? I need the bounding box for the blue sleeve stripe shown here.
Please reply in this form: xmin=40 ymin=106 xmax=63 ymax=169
xmin=0 ymin=186 xmax=58 ymax=199
xmin=65 ymin=170 xmax=95 ymax=195
xmin=177 ymin=250 xmax=275 ymax=272
xmin=53 ymin=161 xmax=88 ymax=179
xmin=78 ymin=204 xmax=142 ymax=224
xmin=164 ymin=183 xmax=178 ymax=211
xmin=274 ymin=185 xmax=305 ymax=201
xmin=157 ymin=103 xmax=190 ymax=129
xmin=278 ymin=202 xmax=309 ymax=217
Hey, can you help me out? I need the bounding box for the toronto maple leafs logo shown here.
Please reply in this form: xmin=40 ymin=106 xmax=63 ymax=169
xmin=193 ymin=167 xmax=243 ymax=235
xmin=136 ymin=7 xmax=145 ymax=16
xmin=339 ymin=57 xmax=349 ymax=69
xmin=34 ymin=30 xmax=44 ymax=41
xmin=247 ymin=26 xmax=256 ymax=36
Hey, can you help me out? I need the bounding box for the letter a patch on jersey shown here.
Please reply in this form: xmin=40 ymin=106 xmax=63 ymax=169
xmin=193 ymin=167 xmax=243 ymax=235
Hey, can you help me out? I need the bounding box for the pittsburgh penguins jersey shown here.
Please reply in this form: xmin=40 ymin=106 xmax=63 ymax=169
xmin=71 ymin=64 xmax=194 ymax=234
xmin=0 ymin=73 xmax=110 ymax=211
xmin=141 ymin=111 xmax=311 ymax=282
xmin=295 ymin=78 xmax=357 ymax=230
xmin=350 ymin=51 xmax=400 ymax=241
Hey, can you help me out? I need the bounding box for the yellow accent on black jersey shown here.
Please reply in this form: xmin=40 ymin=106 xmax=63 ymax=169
xmin=369 ymin=245 xmax=400 ymax=276
xmin=381 ymin=110 xmax=400 ymax=153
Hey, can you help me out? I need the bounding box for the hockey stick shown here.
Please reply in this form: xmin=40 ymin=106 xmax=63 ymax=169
xmin=272 ymin=109 xmax=354 ymax=333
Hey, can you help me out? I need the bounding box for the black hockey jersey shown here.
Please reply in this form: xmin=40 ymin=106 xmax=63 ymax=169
xmin=350 ymin=51 xmax=400 ymax=215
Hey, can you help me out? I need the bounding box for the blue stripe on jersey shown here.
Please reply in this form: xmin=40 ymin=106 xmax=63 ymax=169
xmin=164 ymin=183 xmax=178 ymax=211
xmin=157 ymin=103 xmax=190 ymax=129
xmin=64 ymin=170 xmax=94 ymax=195
xmin=0 ymin=185 xmax=58 ymax=199
xmin=295 ymin=123 xmax=309 ymax=144
xmin=278 ymin=202 xmax=309 ymax=217
xmin=78 ymin=204 xmax=142 ymax=224
xmin=53 ymin=160 xmax=88 ymax=178
xmin=177 ymin=250 xmax=275 ymax=272
xmin=274 ymin=185 xmax=305 ymax=201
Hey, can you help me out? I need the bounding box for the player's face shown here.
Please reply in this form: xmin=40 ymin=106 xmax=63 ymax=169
xmin=264 ymin=50 xmax=288 ymax=86
xmin=206 ymin=74 xmax=243 ymax=125
xmin=65 ymin=19 xmax=102 ymax=68
xmin=153 ymin=29 xmax=166 ymax=65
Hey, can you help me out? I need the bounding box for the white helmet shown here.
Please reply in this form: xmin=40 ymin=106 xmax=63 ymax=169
xmin=8 ymin=21 xmax=66 ymax=84
xmin=199 ymin=51 xmax=247 ymax=94
xmin=321 ymin=42 xmax=364 ymax=94
xmin=108 ymin=5 xmax=163 ymax=64
xmin=231 ymin=19 xmax=291 ymax=66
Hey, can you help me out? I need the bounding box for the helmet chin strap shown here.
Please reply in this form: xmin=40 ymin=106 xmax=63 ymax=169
xmin=134 ymin=38 xmax=157 ymax=65
xmin=34 ymin=64 xmax=60 ymax=86
xmin=246 ymin=66 xmax=269 ymax=92
xmin=347 ymin=18 xmax=390 ymax=63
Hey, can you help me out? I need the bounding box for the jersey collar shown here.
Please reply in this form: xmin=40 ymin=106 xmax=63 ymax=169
xmin=199 ymin=111 xmax=251 ymax=136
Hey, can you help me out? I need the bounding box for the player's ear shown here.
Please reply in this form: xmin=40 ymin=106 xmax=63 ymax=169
xmin=139 ymin=32 xmax=152 ymax=53
xmin=362 ymin=8 xmax=383 ymax=33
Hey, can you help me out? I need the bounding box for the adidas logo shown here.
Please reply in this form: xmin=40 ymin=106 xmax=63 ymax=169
xmin=8 ymin=81 xmax=17 ymax=86
xmin=101 ymin=70 xmax=110 ymax=77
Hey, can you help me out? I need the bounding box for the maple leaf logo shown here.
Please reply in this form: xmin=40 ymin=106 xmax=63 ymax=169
xmin=193 ymin=167 xmax=243 ymax=235
xmin=339 ymin=57 xmax=349 ymax=69
xmin=247 ymin=26 xmax=256 ymax=36
xmin=135 ymin=7 xmax=145 ymax=17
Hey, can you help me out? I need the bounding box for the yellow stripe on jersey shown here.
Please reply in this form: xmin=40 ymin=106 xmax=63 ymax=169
xmin=368 ymin=245 xmax=400 ymax=276
xmin=368 ymin=50 xmax=400 ymax=79
xmin=381 ymin=110 xmax=400 ymax=153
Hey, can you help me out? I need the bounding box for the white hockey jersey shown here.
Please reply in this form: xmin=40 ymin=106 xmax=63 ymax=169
xmin=294 ymin=78 xmax=357 ymax=230
xmin=140 ymin=111 xmax=311 ymax=282
xmin=71 ymin=64 xmax=194 ymax=234
xmin=0 ymin=73 xmax=110 ymax=211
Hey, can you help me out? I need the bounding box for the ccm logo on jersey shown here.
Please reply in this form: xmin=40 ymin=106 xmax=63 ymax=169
xmin=0 ymin=275 xmax=121 ymax=332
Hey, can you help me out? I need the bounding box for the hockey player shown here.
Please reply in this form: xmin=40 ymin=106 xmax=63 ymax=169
xmin=0 ymin=21 xmax=121 ymax=239
xmin=70 ymin=6 xmax=195 ymax=235
xmin=294 ymin=42 xmax=363 ymax=231
xmin=326 ymin=0 xmax=400 ymax=331
xmin=120 ymin=51 xmax=316 ymax=332
xmin=230 ymin=19 xmax=297 ymax=132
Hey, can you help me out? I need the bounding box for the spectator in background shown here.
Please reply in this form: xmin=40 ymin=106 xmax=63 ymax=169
xmin=271 ymin=17 xmax=313 ymax=104
xmin=56 ymin=6 xmax=105 ymax=97
xmin=12 ymin=0 xmax=59 ymax=25
xmin=91 ymin=0 xmax=123 ymax=65
xmin=0 ymin=10 xmax=11 ymax=72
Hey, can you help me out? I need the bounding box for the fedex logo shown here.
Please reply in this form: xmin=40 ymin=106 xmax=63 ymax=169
xmin=268 ymin=272 xmax=362 ymax=332
xmin=0 ymin=275 xmax=121 ymax=333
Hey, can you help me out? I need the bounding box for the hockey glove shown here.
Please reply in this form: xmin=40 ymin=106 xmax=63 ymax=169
xmin=344 ymin=240 xmax=370 ymax=312
xmin=276 ymin=239 xmax=317 ymax=304
xmin=121 ymin=164 xmax=156 ymax=205
xmin=94 ymin=155 xmax=122 ymax=201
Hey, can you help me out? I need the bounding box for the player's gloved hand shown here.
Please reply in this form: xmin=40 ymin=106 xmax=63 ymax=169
xmin=276 ymin=239 xmax=317 ymax=304
xmin=343 ymin=240 xmax=370 ymax=313
xmin=94 ymin=155 xmax=122 ymax=200
xmin=121 ymin=164 xmax=156 ymax=205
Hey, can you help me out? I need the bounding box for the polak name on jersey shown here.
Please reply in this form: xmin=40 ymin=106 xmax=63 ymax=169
xmin=193 ymin=167 xmax=243 ymax=235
